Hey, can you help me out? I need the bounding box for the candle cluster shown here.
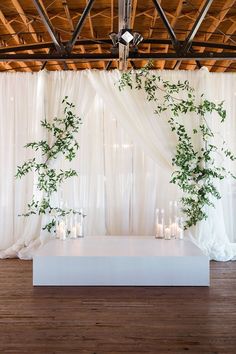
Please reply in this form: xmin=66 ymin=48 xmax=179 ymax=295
xmin=155 ymin=201 xmax=184 ymax=240
xmin=56 ymin=208 xmax=84 ymax=240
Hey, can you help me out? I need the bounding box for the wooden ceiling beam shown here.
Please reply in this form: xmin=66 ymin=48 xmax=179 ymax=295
xmin=61 ymin=0 xmax=78 ymax=70
xmin=11 ymin=0 xmax=38 ymax=43
xmin=91 ymin=9 xmax=110 ymax=19
xmin=111 ymin=0 xmax=114 ymax=32
xmin=32 ymin=0 xmax=64 ymax=70
xmin=130 ymin=0 xmax=137 ymax=29
xmin=213 ymin=60 xmax=232 ymax=72
xmin=135 ymin=9 xmax=156 ymax=18
xmin=11 ymin=0 xmax=47 ymax=69
xmin=184 ymin=0 xmax=236 ymax=70
xmin=202 ymin=21 xmax=236 ymax=72
xmin=0 ymin=0 xmax=235 ymax=72
xmin=79 ymin=45 xmax=91 ymax=69
xmin=152 ymin=0 xmax=179 ymax=50
xmin=0 ymin=62 xmax=16 ymax=71
xmin=182 ymin=0 xmax=214 ymax=54
xmin=0 ymin=10 xmax=21 ymax=44
xmin=32 ymin=0 xmax=65 ymax=53
xmin=50 ymin=8 xmax=110 ymax=22
xmin=159 ymin=0 xmax=184 ymax=70
xmin=147 ymin=6 xmax=159 ymax=54
xmin=66 ymin=0 xmax=95 ymax=51
xmin=61 ymin=0 xmax=74 ymax=31
xmin=87 ymin=0 xmax=105 ymax=69
xmin=0 ymin=9 xmax=32 ymax=71
xmin=174 ymin=0 xmax=213 ymax=70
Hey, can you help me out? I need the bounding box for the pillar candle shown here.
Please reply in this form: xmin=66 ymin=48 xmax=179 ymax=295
xmin=70 ymin=226 xmax=77 ymax=239
xmin=165 ymin=227 xmax=171 ymax=240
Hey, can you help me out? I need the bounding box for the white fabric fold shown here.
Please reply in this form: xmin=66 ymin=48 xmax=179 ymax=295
xmin=0 ymin=69 xmax=236 ymax=261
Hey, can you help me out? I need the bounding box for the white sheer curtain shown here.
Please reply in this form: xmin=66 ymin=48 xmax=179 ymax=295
xmin=0 ymin=72 xmax=45 ymax=257
xmin=0 ymin=71 xmax=94 ymax=258
xmin=0 ymin=69 xmax=236 ymax=260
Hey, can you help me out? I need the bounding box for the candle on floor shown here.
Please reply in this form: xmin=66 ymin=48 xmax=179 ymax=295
xmin=58 ymin=220 xmax=66 ymax=240
xmin=161 ymin=209 xmax=164 ymax=233
xmin=171 ymin=222 xmax=178 ymax=238
xmin=60 ymin=226 xmax=67 ymax=240
xmin=165 ymin=227 xmax=171 ymax=240
xmin=76 ymin=222 xmax=83 ymax=237
xmin=169 ymin=201 xmax=173 ymax=227
xmin=70 ymin=226 xmax=77 ymax=239
xmin=155 ymin=208 xmax=159 ymax=225
xmin=55 ymin=216 xmax=60 ymax=239
xmin=156 ymin=223 xmax=164 ymax=238
xmin=155 ymin=209 xmax=161 ymax=238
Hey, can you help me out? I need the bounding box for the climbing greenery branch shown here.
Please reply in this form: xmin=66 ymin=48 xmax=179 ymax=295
xmin=118 ymin=64 xmax=236 ymax=229
xmin=15 ymin=97 xmax=83 ymax=232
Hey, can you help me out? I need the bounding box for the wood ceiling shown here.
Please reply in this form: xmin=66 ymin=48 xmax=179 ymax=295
xmin=0 ymin=0 xmax=236 ymax=72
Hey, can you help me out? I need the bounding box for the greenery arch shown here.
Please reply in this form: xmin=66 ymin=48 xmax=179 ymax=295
xmin=118 ymin=64 xmax=236 ymax=229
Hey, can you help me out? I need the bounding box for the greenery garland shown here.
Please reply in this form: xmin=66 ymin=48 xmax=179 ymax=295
xmin=15 ymin=97 xmax=83 ymax=233
xmin=118 ymin=64 xmax=236 ymax=229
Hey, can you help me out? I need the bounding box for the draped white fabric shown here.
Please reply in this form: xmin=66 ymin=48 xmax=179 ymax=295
xmin=0 ymin=69 xmax=236 ymax=260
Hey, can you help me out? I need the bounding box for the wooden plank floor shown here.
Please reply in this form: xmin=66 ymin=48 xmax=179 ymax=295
xmin=0 ymin=260 xmax=235 ymax=354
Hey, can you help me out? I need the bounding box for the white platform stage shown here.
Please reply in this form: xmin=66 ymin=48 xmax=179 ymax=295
xmin=33 ymin=236 xmax=209 ymax=286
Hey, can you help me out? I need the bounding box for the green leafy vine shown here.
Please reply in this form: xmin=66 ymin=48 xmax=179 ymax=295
xmin=118 ymin=64 xmax=236 ymax=229
xmin=15 ymin=97 xmax=84 ymax=233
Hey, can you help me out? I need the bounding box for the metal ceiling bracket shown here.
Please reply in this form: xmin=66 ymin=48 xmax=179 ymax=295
xmin=66 ymin=0 xmax=96 ymax=52
xmin=118 ymin=0 xmax=132 ymax=70
xmin=182 ymin=0 xmax=214 ymax=53
xmin=151 ymin=0 xmax=180 ymax=51
xmin=32 ymin=0 xmax=65 ymax=54
xmin=0 ymin=39 xmax=236 ymax=55
xmin=0 ymin=52 xmax=236 ymax=61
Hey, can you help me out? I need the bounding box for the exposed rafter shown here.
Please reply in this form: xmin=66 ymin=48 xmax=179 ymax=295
xmin=62 ymin=0 xmax=74 ymax=31
xmin=118 ymin=0 xmax=132 ymax=70
xmin=159 ymin=0 xmax=183 ymax=69
xmin=87 ymin=0 xmax=105 ymax=69
xmin=66 ymin=0 xmax=95 ymax=52
xmin=1 ymin=38 xmax=236 ymax=55
xmin=130 ymin=0 xmax=137 ymax=29
xmin=11 ymin=0 xmax=60 ymax=70
xmin=0 ymin=0 xmax=235 ymax=72
xmin=79 ymin=45 xmax=92 ymax=69
xmin=151 ymin=0 xmax=180 ymax=51
xmin=0 ymin=52 xmax=236 ymax=61
xmin=61 ymin=0 xmax=85 ymax=70
xmin=111 ymin=0 xmax=114 ymax=32
xmin=32 ymin=0 xmax=65 ymax=54
xmin=173 ymin=0 xmax=213 ymax=70
xmin=214 ymin=60 xmax=233 ymax=72
xmin=185 ymin=0 xmax=236 ymax=71
xmin=32 ymin=0 xmax=65 ymax=70
xmin=0 ymin=9 xmax=33 ymax=71
xmin=199 ymin=12 xmax=236 ymax=71
xmin=182 ymin=0 xmax=214 ymax=53
xmin=11 ymin=0 xmax=38 ymax=43
xmin=147 ymin=5 xmax=159 ymax=55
